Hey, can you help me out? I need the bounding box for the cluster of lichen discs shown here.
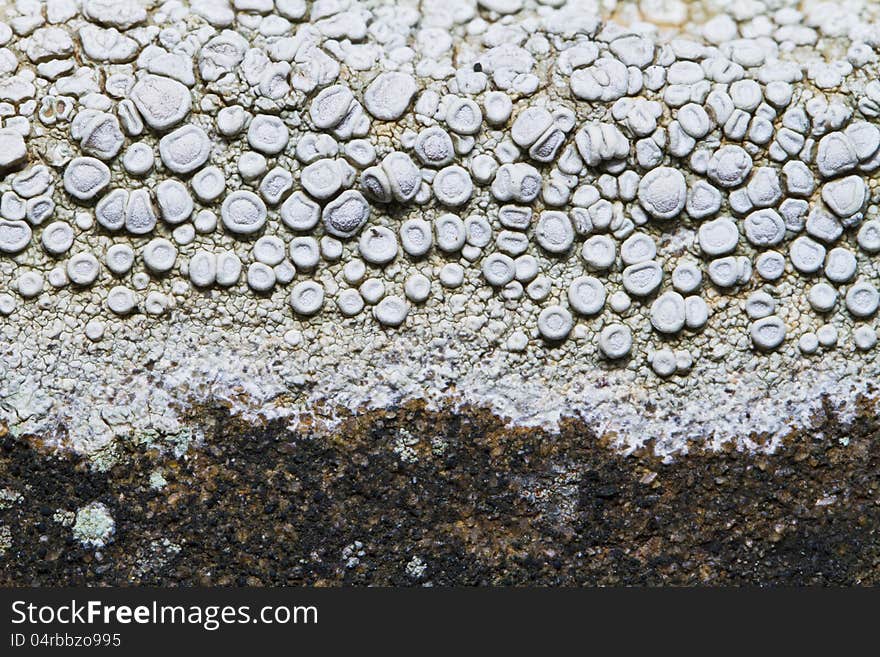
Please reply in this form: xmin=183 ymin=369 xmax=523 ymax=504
xmin=2 ymin=0 xmax=880 ymax=377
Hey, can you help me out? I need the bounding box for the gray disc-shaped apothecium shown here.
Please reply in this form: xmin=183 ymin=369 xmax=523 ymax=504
xmin=405 ymin=273 xmax=431 ymax=303
xmin=698 ymin=217 xmax=739 ymax=257
xmin=106 ymin=285 xmax=137 ymax=315
xmin=259 ymin=167 xmax=293 ymax=206
xmin=707 ymin=256 xmax=741 ymax=288
xmin=744 ymin=209 xmax=786 ymax=248
xmin=17 ymin=271 xmax=44 ymax=298
xmin=130 ymin=74 xmax=191 ymax=131
xmin=672 ymin=261 xmax=702 ymax=294
xmin=193 ymin=210 xmax=217 ymax=234
xmin=159 ymin=124 xmax=211 ymax=174
xmin=41 ymin=221 xmax=73 ymax=256
xmin=686 ymin=180 xmax=722 ymax=219
xmin=0 ymin=130 xmax=27 ymax=171
xmin=0 ymin=219 xmax=32 ymax=254
xmin=96 ymin=189 xmax=127 ymax=231
xmin=143 ymin=237 xmax=177 ymax=274
xmin=514 ymin=255 xmax=538 ymax=283
xmin=798 ymin=331 xmax=819 ymax=354
xmin=822 ymin=175 xmax=867 ymax=218
xmin=364 ymin=72 xmax=417 ymax=122
xmin=433 ymin=165 xmax=474 ymax=206
xmin=221 ymin=191 xmax=267 ymax=236
xmin=482 ymin=253 xmax=516 ymax=287
xmin=535 ymin=211 xmax=575 ymax=254
xmin=598 ymin=323 xmax=633 ymax=359
xmin=568 ymin=275 xmax=606 ymax=316
xmin=156 ymin=179 xmax=193 ymax=225
xmin=745 ymin=291 xmax=776 ymax=319
xmin=122 ymin=143 xmax=154 ymax=176
xmin=684 ymin=296 xmax=709 ymax=330
xmin=483 ymin=91 xmax=513 ymax=125
xmin=322 ymin=190 xmax=370 ymax=239
xmin=707 ymin=145 xmax=753 ymax=188
xmin=650 ymin=348 xmax=677 ymax=378
xmin=67 ymin=252 xmax=101 ymax=286
xmin=622 ymin=261 xmax=662 ymax=297
xmin=63 ymin=157 xmax=110 ymax=201
xmin=247 ymin=115 xmax=289 ymax=155
xmin=464 ymin=215 xmax=492 ymax=249
xmin=817 ymin=324 xmax=838 ymax=348
xmin=846 ymin=281 xmax=880 ymax=318
xmin=217 ymin=105 xmax=247 ymax=137
xmin=750 ymin=316 xmax=787 ymax=351
xmin=854 ymin=326 xmax=878 ymax=351
xmin=290 ymin=236 xmax=320 ymax=271
xmin=246 ymin=262 xmax=276 ymax=293
xmin=537 ymin=305 xmax=573 ymax=341
xmin=400 ymin=218 xmax=433 ymax=258
xmin=651 ymin=291 xmax=686 ymax=334
xmin=620 ymin=232 xmax=656 ymax=265
xmin=816 ymin=132 xmax=858 ymax=179
xmin=279 ymin=191 xmax=320 ymax=232
xmin=756 ymin=251 xmax=786 ymax=281
xmin=789 ymin=236 xmax=827 ymax=274
xmin=446 ymin=98 xmax=483 ymax=135
xmin=191 ymin=166 xmax=226 ymax=203
xmin=808 ymin=282 xmax=838 ymax=313
xmin=105 ymin=243 xmax=135 ymax=275
xmin=253 ymin=236 xmax=286 ymax=266
xmin=824 ymin=247 xmax=857 ymax=284
xmin=216 ymin=251 xmax=242 ymax=287
xmin=361 ymin=278 xmax=386 ymax=305
xmin=581 ymin=235 xmax=616 ymax=270
xmin=373 ymin=295 xmax=410 ymax=327
xmin=188 ymin=250 xmax=216 ymax=287
xmin=310 ymin=85 xmax=354 ymax=129
xmin=526 ymin=277 xmax=551 ymax=302
xmin=289 ymin=280 xmax=324 ymax=316
xmin=638 ymin=166 xmax=687 ymax=219
xmin=415 ymin=126 xmax=455 ymax=168
xmin=858 ymin=220 xmax=880 ymax=253
xmin=358 ymin=226 xmax=398 ymax=266
xmin=337 ymin=288 xmax=365 ymax=316
xmin=435 ymin=213 xmax=467 ymax=253
xmin=301 ymin=158 xmax=344 ymax=200
xmin=125 ymin=189 xmax=158 ymax=236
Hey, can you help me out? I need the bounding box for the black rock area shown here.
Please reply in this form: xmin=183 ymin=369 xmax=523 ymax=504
xmin=2 ymin=395 xmax=879 ymax=586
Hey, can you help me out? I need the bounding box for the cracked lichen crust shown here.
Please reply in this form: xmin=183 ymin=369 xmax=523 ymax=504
xmin=1 ymin=0 xmax=880 ymax=457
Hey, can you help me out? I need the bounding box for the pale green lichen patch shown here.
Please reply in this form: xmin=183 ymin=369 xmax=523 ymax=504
xmin=132 ymin=538 xmax=182 ymax=579
xmin=72 ymin=502 xmax=115 ymax=548
xmin=0 ymin=488 xmax=22 ymax=510
xmin=405 ymin=555 xmax=427 ymax=580
xmin=86 ymin=440 xmax=121 ymax=473
xmin=53 ymin=509 xmax=75 ymax=527
xmin=0 ymin=525 xmax=12 ymax=557
xmin=135 ymin=427 xmax=202 ymax=459
xmin=149 ymin=469 xmax=167 ymax=490
xmin=392 ymin=429 xmax=420 ymax=464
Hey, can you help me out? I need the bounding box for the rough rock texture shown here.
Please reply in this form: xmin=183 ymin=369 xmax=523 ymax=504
xmin=4 ymin=0 xmax=880 ymax=586
xmin=2 ymin=397 xmax=879 ymax=586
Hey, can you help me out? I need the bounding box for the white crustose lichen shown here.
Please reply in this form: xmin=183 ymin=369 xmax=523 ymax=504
xmin=1 ymin=0 xmax=880 ymax=459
